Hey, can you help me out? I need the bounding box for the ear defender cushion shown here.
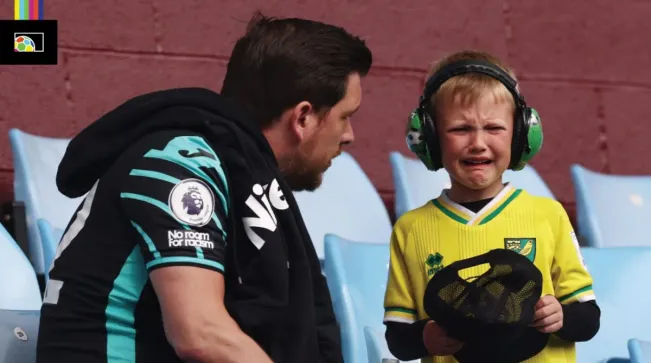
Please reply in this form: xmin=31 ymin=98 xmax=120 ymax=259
xmin=420 ymin=105 xmax=444 ymax=171
xmin=509 ymin=105 xmax=527 ymax=170
xmin=518 ymin=108 xmax=543 ymax=169
xmin=406 ymin=109 xmax=436 ymax=170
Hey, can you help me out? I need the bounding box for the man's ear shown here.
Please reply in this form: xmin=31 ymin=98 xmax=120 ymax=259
xmin=290 ymin=101 xmax=315 ymax=141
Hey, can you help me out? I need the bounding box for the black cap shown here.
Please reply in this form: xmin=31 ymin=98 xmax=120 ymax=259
xmin=423 ymin=248 xmax=549 ymax=363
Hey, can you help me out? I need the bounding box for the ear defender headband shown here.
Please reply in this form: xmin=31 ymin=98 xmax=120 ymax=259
xmin=406 ymin=59 xmax=543 ymax=171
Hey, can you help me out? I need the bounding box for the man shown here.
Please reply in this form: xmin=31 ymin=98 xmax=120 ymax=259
xmin=36 ymin=12 xmax=372 ymax=363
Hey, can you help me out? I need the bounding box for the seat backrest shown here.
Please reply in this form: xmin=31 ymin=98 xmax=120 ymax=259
xmin=575 ymin=247 xmax=651 ymax=362
xmin=390 ymin=151 xmax=451 ymax=220
xmin=0 ymin=224 xmax=41 ymax=310
xmin=571 ymin=164 xmax=651 ymax=248
xmin=9 ymin=129 xmax=83 ymax=275
xmin=628 ymin=339 xmax=651 ymax=363
xmin=293 ymin=152 xmax=393 ymax=261
xmin=390 ymin=152 xmax=555 ymax=219
xmin=364 ymin=326 xmax=394 ymax=363
xmin=323 ymin=234 xmax=392 ymax=363
xmin=0 ymin=309 xmax=40 ymax=363
xmin=364 ymin=326 xmax=419 ymax=363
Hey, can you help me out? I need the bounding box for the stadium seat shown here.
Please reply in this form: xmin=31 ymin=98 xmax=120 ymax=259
xmin=0 ymin=223 xmax=41 ymax=310
xmin=628 ymin=339 xmax=651 ymax=363
xmin=364 ymin=326 xmax=419 ymax=363
xmin=0 ymin=309 xmax=40 ymax=363
xmin=575 ymin=247 xmax=651 ymax=363
xmin=323 ymin=234 xmax=393 ymax=363
xmin=8 ymin=129 xmax=82 ymax=279
xmin=293 ymin=152 xmax=393 ymax=263
xmin=390 ymin=151 xmax=555 ymax=219
xmin=0 ymin=224 xmax=41 ymax=363
xmin=571 ymin=164 xmax=651 ymax=248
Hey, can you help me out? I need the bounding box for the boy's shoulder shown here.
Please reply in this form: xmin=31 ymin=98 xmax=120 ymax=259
xmin=393 ymin=199 xmax=443 ymax=233
xmin=515 ymin=188 xmax=568 ymax=220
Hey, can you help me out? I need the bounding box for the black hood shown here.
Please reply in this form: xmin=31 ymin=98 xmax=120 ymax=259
xmin=57 ymin=87 xmax=275 ymax=198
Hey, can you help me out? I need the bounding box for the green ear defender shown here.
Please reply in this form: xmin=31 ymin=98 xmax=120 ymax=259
xmin=406 ymin=110 xmax=436 ymax=171
xmin=406 ymin=59 xmax=543 ymax=172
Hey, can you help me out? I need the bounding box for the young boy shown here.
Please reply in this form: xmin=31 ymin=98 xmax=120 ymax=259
xmin=382 ymin=50 xmax=601 ymax=362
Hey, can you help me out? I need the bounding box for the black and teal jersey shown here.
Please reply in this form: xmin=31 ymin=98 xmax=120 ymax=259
xmin=37 ymin=130 xmax=228 ymax=363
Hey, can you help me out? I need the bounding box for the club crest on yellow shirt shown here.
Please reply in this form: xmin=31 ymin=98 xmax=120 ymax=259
xmin=504 ymin=238 xmax=537 ymax=262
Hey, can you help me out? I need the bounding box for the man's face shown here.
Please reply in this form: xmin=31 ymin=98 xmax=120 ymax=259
xmin=283 ymin=73 xmax=361 ymax=191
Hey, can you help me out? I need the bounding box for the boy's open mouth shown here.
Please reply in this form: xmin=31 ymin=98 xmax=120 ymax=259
xmin=462 ymin=158 xmax=492 ymax=165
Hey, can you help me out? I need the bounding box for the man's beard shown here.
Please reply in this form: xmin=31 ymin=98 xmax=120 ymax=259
xmin=280 ymin=154 xmax=328 ymax=192
xmin=279 ymin=143 xmax=336 ymax=192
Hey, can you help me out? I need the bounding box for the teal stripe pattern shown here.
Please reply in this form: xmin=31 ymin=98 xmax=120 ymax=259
xmin=121 ymin=193 xmax=222 ymax=258
xmin=129 ymin=169 xmax=180 ymax=185
xmin=143 ymin=136 xmax=229 ymax=215
xmin=130 ymin=221 xmax=161 ymax=260
xmin=121 ymin=188 xmax=225 ymax=242
xmin=105 ymin=247 xmax=148 ymax=362
xmin=127 ymin=169 xmax=226 ymax=236
xmin=120 ymin=193 xmax=175 ymax=220
xmin=145 ymin=256 xmax=224 ymax=271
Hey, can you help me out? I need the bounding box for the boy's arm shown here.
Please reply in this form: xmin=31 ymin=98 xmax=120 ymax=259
xmin=383 ymin=224 xmax=426 ymax=360
xmin=555 ymin=300 xmax=601 ymax=342
xmin=385 ymin=320 xmax=430 ymax=359
xmin=550 ymin=203 xmax=600 ymax=341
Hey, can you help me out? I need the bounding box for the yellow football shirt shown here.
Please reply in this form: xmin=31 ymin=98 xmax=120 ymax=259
xmin=383 ymin=183 xmax=595 ymax=363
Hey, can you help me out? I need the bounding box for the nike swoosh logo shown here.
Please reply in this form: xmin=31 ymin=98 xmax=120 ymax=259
xmin=178 ymin=149 xmax=216 ymax=160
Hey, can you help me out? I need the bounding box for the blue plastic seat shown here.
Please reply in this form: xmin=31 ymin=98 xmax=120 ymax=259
xmin=323 ymin=234 xmax=394 ymax=363
xmin=0 ymin=224 xmax=41 ymax=363
xmin=390 ymin=152 xmax=555 ymax=219
xmin=293 ymin=152 xmax=393 ymax=263
xmin=0 ymin=224 xmax=41 ymax=310
xmin=8 ymin=129 xmax=83 ymax=278
xmin=0 ymin=309 xmax=40 ymax=363
xmin=571 ymin=164 xmax=651 ymax=248
xmin=629 ymin=339 xmax=651 ymax=363
xmin=575 ymin=247 xmax=651 ymax=362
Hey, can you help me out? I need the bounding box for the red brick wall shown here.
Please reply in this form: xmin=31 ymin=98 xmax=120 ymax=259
xmin=1 ymin=0 xmax=651 ymax=225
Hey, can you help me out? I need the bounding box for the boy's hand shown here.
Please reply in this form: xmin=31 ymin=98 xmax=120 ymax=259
xmin=531 ymin=295 xmax=563 ymax=333
xmin=423 ymin=320 xmax=464 ymax=356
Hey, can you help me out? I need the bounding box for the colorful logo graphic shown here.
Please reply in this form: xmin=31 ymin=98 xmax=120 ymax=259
xmin=14 ymin=35 xmax=35 ymax=51
xmin=14 ymin=33 xmax=44 ymax=52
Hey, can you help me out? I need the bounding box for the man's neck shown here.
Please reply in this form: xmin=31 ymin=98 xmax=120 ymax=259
xmin=262 ymin=127 xmax=291 ymax=164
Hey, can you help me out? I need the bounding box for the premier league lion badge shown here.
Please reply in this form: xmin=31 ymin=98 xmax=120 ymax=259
xmin=169 ymin=179 xmax=215 ymax=227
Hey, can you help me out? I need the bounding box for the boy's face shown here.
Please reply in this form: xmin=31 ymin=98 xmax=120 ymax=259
xmin=437 ymin=91 xmax=514 ymax=200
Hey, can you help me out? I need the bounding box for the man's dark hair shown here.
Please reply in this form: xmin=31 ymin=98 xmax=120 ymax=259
xmin=221 ymin=12 xmax=373 ymax=128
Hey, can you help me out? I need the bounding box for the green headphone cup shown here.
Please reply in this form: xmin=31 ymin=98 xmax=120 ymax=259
xmin=405 ymin=110 xmax=435 ymax=170
xmin=511 ymin=108 xmax=543 ymax=171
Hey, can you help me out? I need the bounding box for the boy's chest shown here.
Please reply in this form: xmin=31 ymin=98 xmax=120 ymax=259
xmin=406 ymin=217 xmax=555 ymax=290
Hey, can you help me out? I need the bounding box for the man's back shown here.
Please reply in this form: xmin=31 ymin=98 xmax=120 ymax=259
xmin=38 ymin=129 xmax=228 ymax=363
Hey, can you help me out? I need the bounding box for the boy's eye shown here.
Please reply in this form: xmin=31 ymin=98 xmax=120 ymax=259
xmin=449 ymin=126 xmax=471 ymax=133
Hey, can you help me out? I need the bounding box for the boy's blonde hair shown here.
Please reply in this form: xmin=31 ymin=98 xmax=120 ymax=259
xmin=427 ymin=50 xmax=517 ymax=119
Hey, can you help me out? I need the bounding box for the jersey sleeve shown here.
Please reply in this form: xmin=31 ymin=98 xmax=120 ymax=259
xmin=118 ymin=134 xmax=229 ymax=274
xmin=384 ymin=222 xmax=418 ymax=324
xmin=551 ymin=203 xmax=596 ymax=304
